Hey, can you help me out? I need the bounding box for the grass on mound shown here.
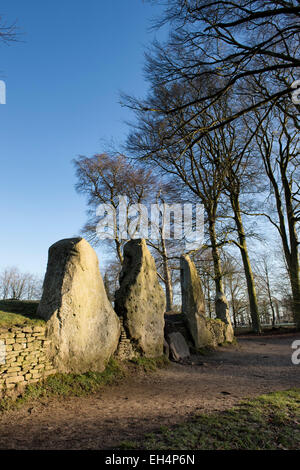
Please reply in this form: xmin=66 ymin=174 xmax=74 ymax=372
xmin=0 ymin=300 xmax=44 ymax=327
xmin=0 ymin=356 xmax=169 ymax=412
xmin=119 ymin=389 xmax=300 ymax=451
xmin=129 ymin=355 xmax=169 ymax=372
xmin=0 ymin=311 xmax=45 ymax=327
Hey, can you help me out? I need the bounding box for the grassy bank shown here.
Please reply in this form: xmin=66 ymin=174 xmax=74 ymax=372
xmin=0 ymin=300 xmax=44 ymax=327
xmin=0 ymin=311 xmax=45 ymax=327
xmin=120 ymin=389 xmax=300 ymax=450
xmin=0 ymin=356 xmax=169 ymax=412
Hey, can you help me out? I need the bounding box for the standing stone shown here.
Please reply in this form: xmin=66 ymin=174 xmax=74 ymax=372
xmin=181 ymin=255 xmax=215 ymax=348
xmin=181 ymin=255 xmax=234 ymax=348
xmin=215 ymin=292 xmax=234 ymax=342
xmin=167 ymin=332 xmax=190 ymax=362
xmin=115 ymin=239 xmax=165 ymax=357
xmin=37 ymin=238 xmax=120 ymax=373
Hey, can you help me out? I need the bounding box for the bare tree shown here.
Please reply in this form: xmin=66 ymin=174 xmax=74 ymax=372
xmin=194 ymin=251 xmax=215 ymax=319
xmin=247 ymin=101 xmax=300 ymax=327
xmin=0 ymin=15 xmax=16 ymax=44
xmin=261 ymin=257 xmax=277 ymax=326
xmin=127 ymin=80 xmax=265 ymax=330
xmin=0 ymin=267 xmax=26 ymax=300
xmin=222 ymin=255 xmax=249 ymax=329
xmin=122 ymin=1 xmax=299 ymax=331
xmin=127 ymin=86 xmax=238 ymax=322
xmin=0 ymin=267 xmax=15 ymax=299
xmin=213 ymin=114 xmax=264 ymax=333
xmin=145 ymin=184 xmax=187 ymax=312
xmin=128 ymin=0 xmax=300 ymax=144
xmin=74 ymin=153 xmax=155 ymax=263
xmin=103 ymin=260 xmax=122 ymax=305
xmin=0 ymin=267 xmax=42 ymax=300
xmin=74 ymin=152 xmax=184 ymax=309
xmin=25 ymin=274 xmax=43 ymax=301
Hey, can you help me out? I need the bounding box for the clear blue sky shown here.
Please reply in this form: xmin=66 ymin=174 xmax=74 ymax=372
xmin=0 ymin=0 xmax=165 ymax=276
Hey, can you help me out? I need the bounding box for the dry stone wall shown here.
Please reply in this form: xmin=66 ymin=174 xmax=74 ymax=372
xmin=0 ymin=325 xmax=56 ymax=398
xmin=114 ymin=317 xmax=135 ymax=361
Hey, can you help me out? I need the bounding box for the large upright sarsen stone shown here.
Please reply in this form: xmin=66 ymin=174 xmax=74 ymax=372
xmin=37 ymin=238 xmax=120 ymax=373
xmin=215 ymin=292 xmax=234 ymax=343
xmin=181 ymin=254 xmax=214 ymax=348
xmin=180 ymin=255 xmax=234 ymax=348
xmin=115 ymin=239 xmax=166 ymax=357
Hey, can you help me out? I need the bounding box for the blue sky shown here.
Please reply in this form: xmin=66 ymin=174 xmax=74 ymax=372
xmin=0 ymin=0 xmax=165 ymax=276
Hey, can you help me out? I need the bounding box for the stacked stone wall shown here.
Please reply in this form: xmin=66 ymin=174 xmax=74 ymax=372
xmin=0 ymin=325 xmax=55 ymax=397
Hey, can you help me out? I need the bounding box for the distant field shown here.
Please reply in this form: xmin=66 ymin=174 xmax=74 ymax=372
xmin=235 ymin=324 xmax=296 ymax=335
xmin=0 ymin=300 xmax=44 ymax=327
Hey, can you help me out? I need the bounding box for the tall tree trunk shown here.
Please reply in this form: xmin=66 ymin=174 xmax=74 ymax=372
xmin=264 ymin=260 xmax=276 ymax=327
xmin=288 ymin=255 xmax=300 ymax=328
xmin=262 ymin=151 xmax=300 ymax=328
xmin=161 ymin=237 xmax=173 ymax=312
xmin=208 ymin=216 xmax=232 ymax=327
xmin=281 ymin=167 xmax=300 ymax=328
xmin=207 ymin=275 xmax=212 ymax=318
xmin=208 ymin=218 xmax=224 ymax=296
xmin=115 ymin=238 xmax=123 ymax=265
xmin=275 ymin=301 xmax=280 ymax=324
xmin=229 ymin=276 xmax=237 ymax=328
xmin=230 ymin=193 xmax=261 ymax=334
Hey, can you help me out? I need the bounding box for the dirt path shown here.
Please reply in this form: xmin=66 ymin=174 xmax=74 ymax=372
xmin=0 ymin=334 xmax=299 ymax=450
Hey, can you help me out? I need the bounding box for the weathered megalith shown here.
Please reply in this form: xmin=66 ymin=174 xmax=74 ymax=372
xmin=115 ymin=239 xmax=166 ymax=357
xmin=215 ymin=292 xmax=234 ymax=343
xmin=181 ymin=254 xmax=215 ymax=348
xmin=180 ymin=255 xmax=234 ymax=348
xmin=37 ymin=238 xmax=120 ymax=373
xmin=167 ymin=332 xmax=190 ymax=362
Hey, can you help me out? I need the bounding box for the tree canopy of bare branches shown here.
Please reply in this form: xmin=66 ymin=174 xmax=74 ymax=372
xmin=74 ymin=153 xmax=155 ymax=263
xmin=0 ymin=267 xmax=42 ymax=301
xmin=123 ymin=0 xmax=299 ymax=149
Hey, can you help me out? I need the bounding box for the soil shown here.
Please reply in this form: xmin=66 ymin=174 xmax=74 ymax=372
xmin=0 ymin=333 xmax=299 ymax=450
